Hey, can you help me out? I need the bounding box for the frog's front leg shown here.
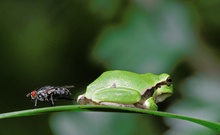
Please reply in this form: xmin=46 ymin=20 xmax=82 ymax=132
xmin=135 ymin=97 xmax=158 ymax=110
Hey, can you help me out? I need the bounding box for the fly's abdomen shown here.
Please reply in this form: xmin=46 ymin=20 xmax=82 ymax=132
xmin=52 ymin=87 xmax=72 ymax=100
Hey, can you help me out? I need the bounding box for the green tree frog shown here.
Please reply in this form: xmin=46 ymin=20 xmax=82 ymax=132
xmin=77 ymin=70 xmax=173 ymax=110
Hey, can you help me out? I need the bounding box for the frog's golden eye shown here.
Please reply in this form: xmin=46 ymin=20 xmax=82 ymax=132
xmin=167 ymin=77 xmax=172 ymax=83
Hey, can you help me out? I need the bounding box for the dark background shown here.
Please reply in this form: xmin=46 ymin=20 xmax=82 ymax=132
xmin=0 ymin=0 xmax=220 ymax=135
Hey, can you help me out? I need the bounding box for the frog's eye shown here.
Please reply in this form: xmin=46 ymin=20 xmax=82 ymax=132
xmin=167 ymin=77 xmax=172 ymax=83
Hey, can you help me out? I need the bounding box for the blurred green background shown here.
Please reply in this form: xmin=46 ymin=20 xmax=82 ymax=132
xmin=1 ymin=0 xmax=220 ymax=135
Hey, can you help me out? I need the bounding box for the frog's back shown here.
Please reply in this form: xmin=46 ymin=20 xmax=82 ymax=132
xmin=87 ymin=70 xmax=159 ymax=93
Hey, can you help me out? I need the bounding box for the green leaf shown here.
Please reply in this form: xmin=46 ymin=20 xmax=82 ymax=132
xmin=0 ymin=105 xmax=219 ymax=133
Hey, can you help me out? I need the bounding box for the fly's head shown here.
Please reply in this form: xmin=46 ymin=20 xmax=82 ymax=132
xmin=26 ymin=90 xmax=37 ymax=100
xmin=26 ymin=89 xmax=48 ymax=101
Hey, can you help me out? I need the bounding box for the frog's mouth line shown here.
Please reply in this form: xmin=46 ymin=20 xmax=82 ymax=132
xmin=156 ymin=80 xmax=172 ymax=89
xmin=141 ymin=79 xmax=172 ymax=100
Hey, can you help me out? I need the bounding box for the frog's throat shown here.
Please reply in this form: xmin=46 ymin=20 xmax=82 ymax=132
xmin=140 ymin=79 xmax=172 ymax=102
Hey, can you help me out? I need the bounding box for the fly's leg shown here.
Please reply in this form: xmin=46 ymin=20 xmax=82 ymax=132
xmin=34 ymin=98 xmax=38 ymax=108
xmin=50 ymin=94 xmax=54 ymax=106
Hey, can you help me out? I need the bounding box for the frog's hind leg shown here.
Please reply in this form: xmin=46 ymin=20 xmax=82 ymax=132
xmin=92 ymin=88 xmax=141 ymax=104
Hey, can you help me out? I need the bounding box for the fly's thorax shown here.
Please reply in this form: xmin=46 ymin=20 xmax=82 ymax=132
xmin=36 ymin=90 xmax=49 ymax=101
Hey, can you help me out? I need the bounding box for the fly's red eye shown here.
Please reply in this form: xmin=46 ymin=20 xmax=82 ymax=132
xmin=31 ymin=91 xmax=37 ymax=98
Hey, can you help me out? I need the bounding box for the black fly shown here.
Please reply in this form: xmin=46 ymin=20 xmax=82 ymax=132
xmin=26 ymin=85 xmax=74 ymax=108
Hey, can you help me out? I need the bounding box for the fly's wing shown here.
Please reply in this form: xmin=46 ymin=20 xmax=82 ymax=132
xmin=90 ymin=88 xmax=141 ymax=104
xmin=63 ymin=85 xmax=74 ymax=89
xmin=46 ymin=89 xmax=56 ymax=94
